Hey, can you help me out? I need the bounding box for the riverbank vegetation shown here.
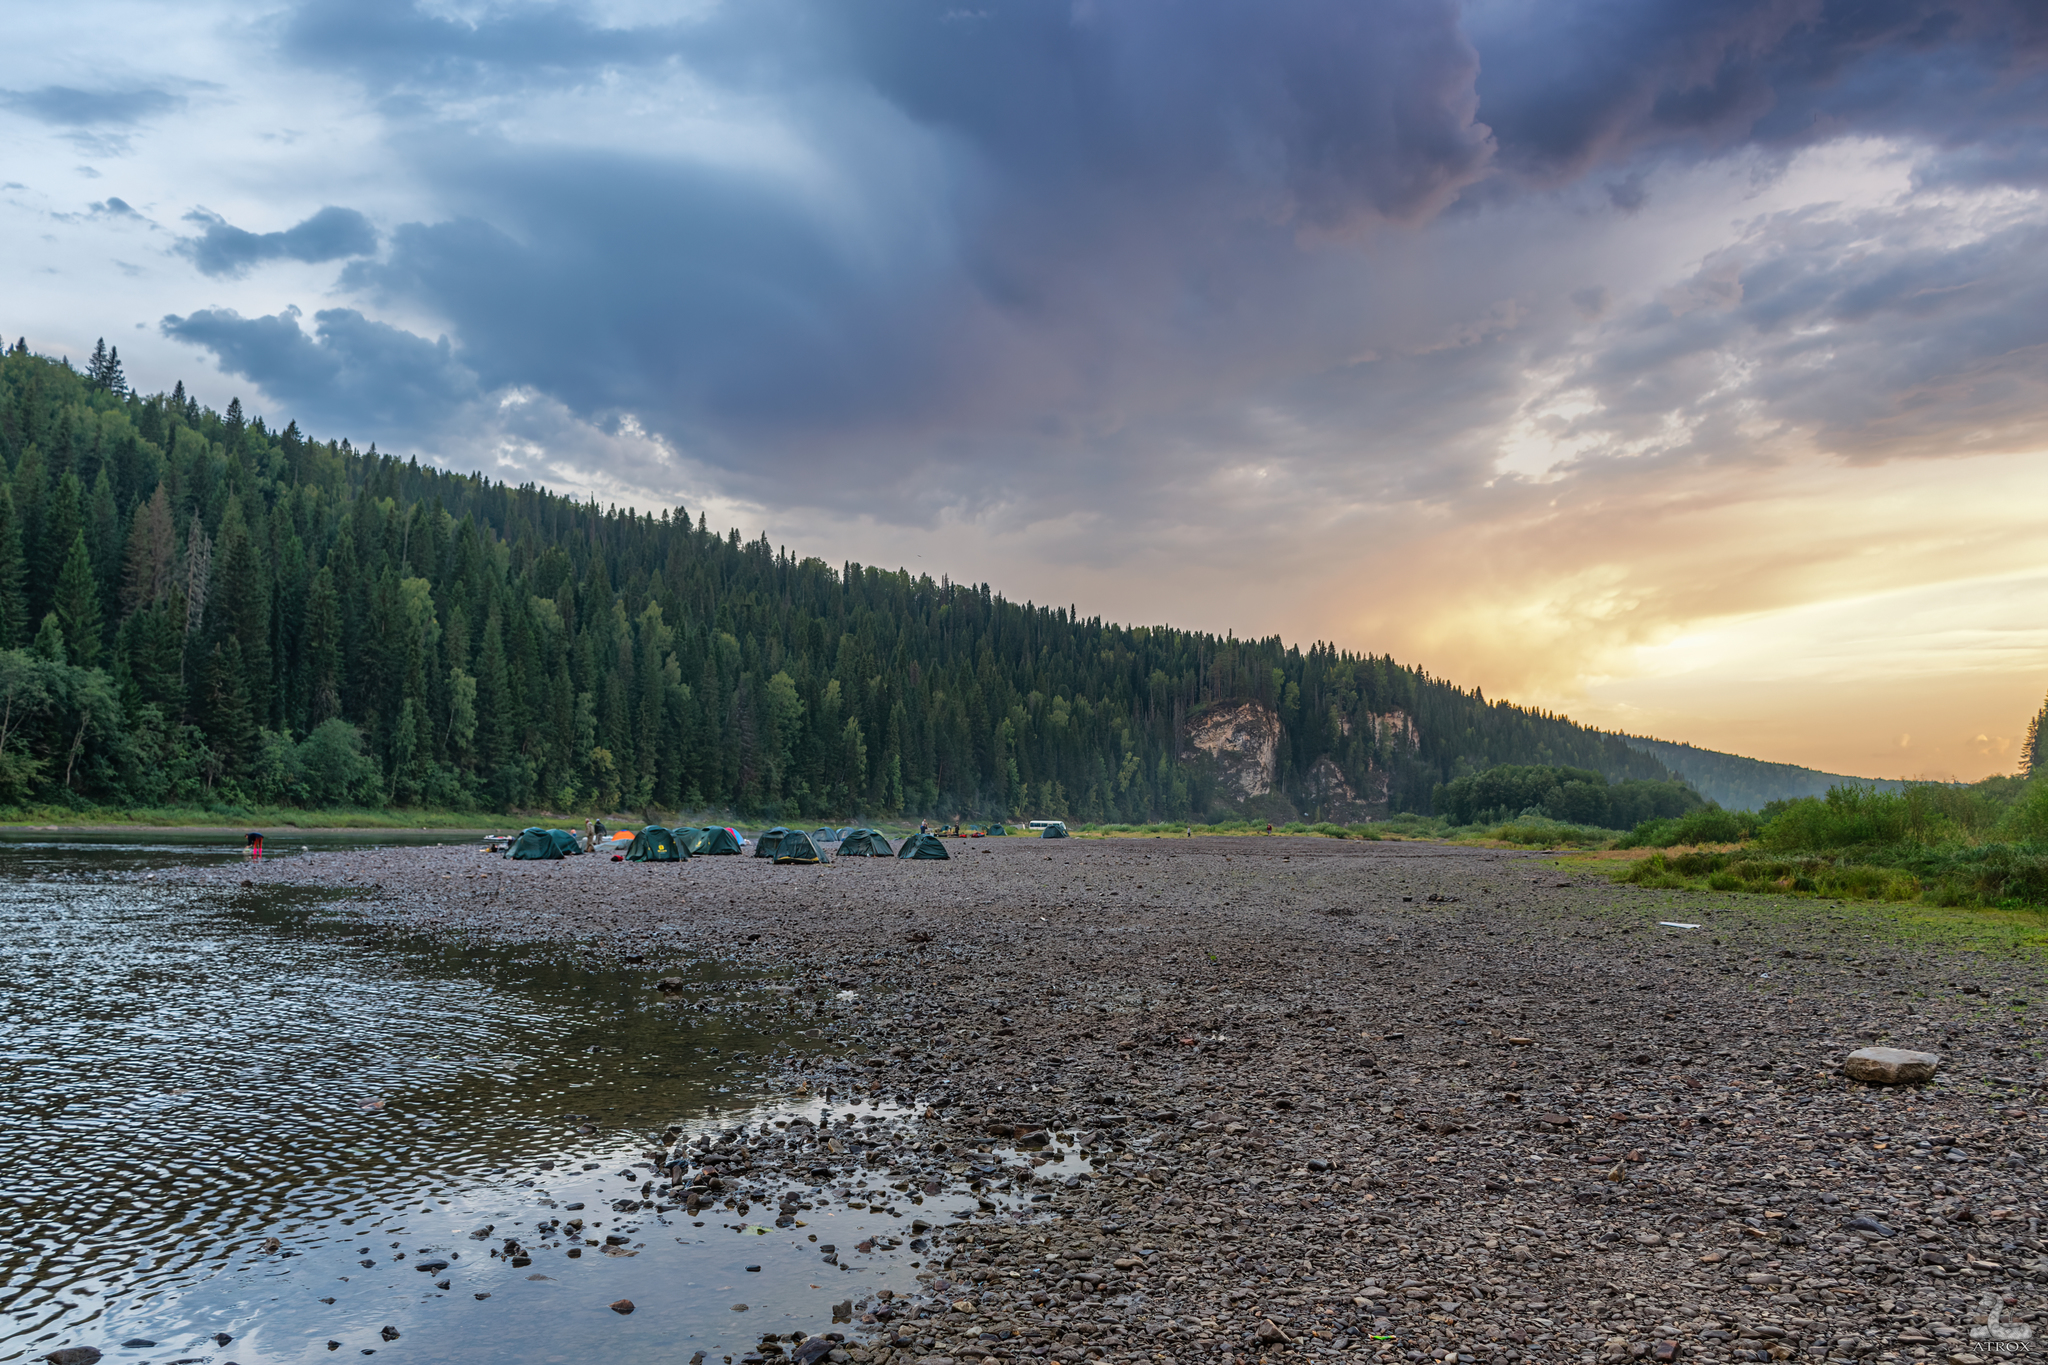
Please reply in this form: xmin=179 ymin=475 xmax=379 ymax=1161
xmin=1614 ymin=776 xmax=2048 ymax=909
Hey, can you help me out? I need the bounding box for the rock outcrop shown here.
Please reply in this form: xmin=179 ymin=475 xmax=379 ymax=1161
xmin=1181 ymin=700 xmax=1281 ymax=800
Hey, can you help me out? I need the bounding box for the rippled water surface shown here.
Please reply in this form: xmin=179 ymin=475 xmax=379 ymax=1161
xmin=0 ymin=833 xmax=949 ymax=1363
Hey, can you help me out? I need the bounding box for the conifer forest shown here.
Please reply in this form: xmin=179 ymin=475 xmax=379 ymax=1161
xmin=0 ymin=340 xmax=1682 ymax=820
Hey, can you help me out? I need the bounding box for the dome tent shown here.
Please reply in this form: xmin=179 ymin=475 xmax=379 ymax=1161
xmin=896 ymin=832 xmax=951 ymax=860
xmin=509 ymin=827 xmax=581 ymax=859
xmin=693 ymin=826 xmax=744 ymax=855
xmin=753 ymin=827 xmax=791 ymax=859
xmin=836 ymin=828 xmax=894 ymax=857
xmin=986 ymin=823 xmax=1009 ymax=836
xmin=627 ymin=826 xmax=686 ymax=861
xmin=773 ymin=830 xmax=829 ymax=864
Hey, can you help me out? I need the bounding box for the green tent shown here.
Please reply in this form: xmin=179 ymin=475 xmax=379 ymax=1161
xmin=509 ymin=826 xmax=580 ymax=859
xmin=811 ymin=827 xmax=837 ymax=845
xmin=773 ymin=830 xmax=829 ymax=864
xmin=896 ymin=831 xmax=951 ymax=860
xmin=986 ymin=823 xmax=1009 ymax=836
xmin=1040 ymin=822 xmax=1069 ymax=839
xmin=754 ymin=827 xmax=790 ymax=859
xmin=696 ymin=826 xmax=743 ymax=855
xmin=627 ymin=825 xmax=686 ymax=861
xmin=836 ymin=828 xmax=893 ymax=857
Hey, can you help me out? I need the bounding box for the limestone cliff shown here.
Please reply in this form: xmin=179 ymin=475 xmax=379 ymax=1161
xmin=1181 ymin=700 xmax=1281 ymax=800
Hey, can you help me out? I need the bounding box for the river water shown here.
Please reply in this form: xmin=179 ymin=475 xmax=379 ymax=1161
xmin=0 ymin=833 xmax=951 ymax=1364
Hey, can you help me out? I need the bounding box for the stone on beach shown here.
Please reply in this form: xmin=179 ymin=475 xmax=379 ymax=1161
xmin=1842 ymin=1046 xmax=1942 ymax=1083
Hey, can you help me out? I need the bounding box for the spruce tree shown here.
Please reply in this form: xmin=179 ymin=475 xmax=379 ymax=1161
xmin=37 ymin=471 xmax=81 ymax=625
xmin=0 ymin=484 xmax=27 ymax=649
xmin=304 ymin=566 xmax=341 ymax=723
xmin=119 ymin=483 xmax=176 ymax=615
xmin=197 ymin=638 xmax=258 ymax=782
xmin=32 ymin=612 xmax=63 ymax=663
xmin=12 ymin=444 xmax=46 ymax=608
xmin=53 ymin=530 xmax=104 ymax=668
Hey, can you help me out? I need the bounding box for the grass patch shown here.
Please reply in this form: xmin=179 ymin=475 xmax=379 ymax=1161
xmin=0 ymin=804 xmax=501 ymax=830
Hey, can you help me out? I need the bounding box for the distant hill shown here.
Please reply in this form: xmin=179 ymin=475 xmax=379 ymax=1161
xmin=1618 ymin=735 xmax=1903 ymax=811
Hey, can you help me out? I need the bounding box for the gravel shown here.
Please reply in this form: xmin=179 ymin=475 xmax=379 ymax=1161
xmin=199 ymin=835 xmax=2048 ymax=1365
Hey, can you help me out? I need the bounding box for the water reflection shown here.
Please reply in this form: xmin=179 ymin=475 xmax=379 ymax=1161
xmin=0 ymin=833 xmax=958 ymax=1363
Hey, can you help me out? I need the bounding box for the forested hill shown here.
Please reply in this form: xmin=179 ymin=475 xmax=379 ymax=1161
xmin=0 ymin=341 xmax=1676 ymax=820
xmin=1619 ymin=735 xmax=1904 ymax=812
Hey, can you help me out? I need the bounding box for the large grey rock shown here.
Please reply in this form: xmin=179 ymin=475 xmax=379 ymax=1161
xmin=1843 ymin=1047 xmax=1941 ymax=1084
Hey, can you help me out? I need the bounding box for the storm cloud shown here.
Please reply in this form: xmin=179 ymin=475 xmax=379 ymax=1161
xmin=160 ymin=306 xmax=476 ymax=434
xmin=178 ymin=206 xmax=380 ymax=278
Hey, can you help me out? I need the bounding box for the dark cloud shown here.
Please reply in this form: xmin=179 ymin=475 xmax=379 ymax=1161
xmin=1466 ymin=0 xmax=2048 ymax=186
xmin=0 ymin=85 xmax=183 ymax=127
xmin=176 ymin=0 xmax=2046 ymax=531
xmin=311 ymin=0 xmax=1498 ymax=508
xmin=92 ymin=197 xmax=141 ymax=218
xmin=160 ymin=306 xmax=476 ymax=437
xmin=178 ymin=206 xmax=379 ymax=278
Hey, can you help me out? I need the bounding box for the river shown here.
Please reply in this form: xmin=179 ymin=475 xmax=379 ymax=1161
xmin=1 ymin=832 xmax=949 ymax=1364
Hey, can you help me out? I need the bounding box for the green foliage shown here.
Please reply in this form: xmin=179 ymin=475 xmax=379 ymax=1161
xmin=1614 ymin=805 xmax=1763 ymax=848
xmin=1759 ymin=782 xmax=2006 ymax=852
xmin=0 ymin=344 xmax=1730 ymax=818
xmin=1611 ymin=778 xmax=2048 ymax=909
xmin=1433 ymin=763 xmax=1703 ymax=829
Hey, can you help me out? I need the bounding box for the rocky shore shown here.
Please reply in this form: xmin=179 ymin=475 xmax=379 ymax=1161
xmin=203 ymin=835 xmax=2046 ymax=1365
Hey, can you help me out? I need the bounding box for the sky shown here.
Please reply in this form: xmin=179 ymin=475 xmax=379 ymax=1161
xmin=4 ymin=0 xmax=2047 ymax=782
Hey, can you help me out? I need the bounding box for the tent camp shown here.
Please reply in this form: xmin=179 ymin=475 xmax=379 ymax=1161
xmin=694 ymin=826 xmax=743 ymax=855
xmin=509 ymin=827 xmax=581 ymax=859
xmin=627 ymin=826 xmax=686 ymax=861
xmin=1039 ymin=822 xmax=1069 ymax=839
xmin=986 ymin=823 xmax=1009 ymax=836
xmin=836 ymin=828 xmax=893 ymax=857
xmin=753 ymin=827 xmax=791 ymax=859
xmin=896 ymin=832 xmax=951 ymax=860
xmin=773 ymin=830 xmax=829 ymax=864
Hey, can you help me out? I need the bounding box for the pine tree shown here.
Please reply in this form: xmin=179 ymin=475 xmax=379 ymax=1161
xmin=53 ymin=530 xmax=104 ymax=667
xmin=86 ymin=338 xmax=110 ymax=391
xmin=0 ymin=484 xmax=26 ymax=650
xmin=224 ymin=397 xmax=244 ymax=440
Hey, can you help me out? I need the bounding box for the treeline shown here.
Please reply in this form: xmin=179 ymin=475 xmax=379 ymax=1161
xmin=1432 ymin=764 xmax=1703 ymax=830
xmin=0 ymin=340 xmax=1685 ymax=820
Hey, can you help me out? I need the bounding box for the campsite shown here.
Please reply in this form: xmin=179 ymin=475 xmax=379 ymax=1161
xmin=217 ymin=832 xmax=2045 ymax=1365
